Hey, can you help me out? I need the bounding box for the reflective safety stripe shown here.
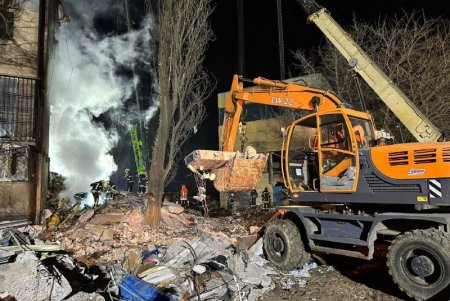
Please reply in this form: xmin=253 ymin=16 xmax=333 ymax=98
xmin=428 ymin=179 xmax=442 ymax=198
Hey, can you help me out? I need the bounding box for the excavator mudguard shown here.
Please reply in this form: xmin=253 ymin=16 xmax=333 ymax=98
xmin=185 ymin=149 xmax=268 ymax=192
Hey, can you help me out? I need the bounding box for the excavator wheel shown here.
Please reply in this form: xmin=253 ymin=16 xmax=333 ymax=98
xmin=387 ymin=228 xmax=450 ymax=301
xmin=263 ymin=219 xmax=309 ymax=269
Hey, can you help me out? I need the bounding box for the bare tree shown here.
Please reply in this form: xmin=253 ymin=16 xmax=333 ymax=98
xmin=293 ymin=11 xmax=450 ymax=142
xmin=143 ymin=0 xmax=215 ymax=228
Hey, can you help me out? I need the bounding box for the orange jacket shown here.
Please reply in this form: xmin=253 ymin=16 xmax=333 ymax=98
xmin=180 ymin=186 xmax=188 ymax=198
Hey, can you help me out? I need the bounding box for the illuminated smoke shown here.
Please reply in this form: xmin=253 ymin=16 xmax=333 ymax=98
xmin=48 ymin=0 xmax=154 ymax=202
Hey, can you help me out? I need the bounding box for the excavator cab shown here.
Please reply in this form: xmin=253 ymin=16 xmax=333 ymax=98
xmin=283 ymin=108 xmax=375 ymax=193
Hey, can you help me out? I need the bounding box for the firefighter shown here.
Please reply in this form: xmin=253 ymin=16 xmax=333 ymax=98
xmin=103 ymin=179 xmax=117 ymax=200
xmin=250 ymin=189 xmax=258 ymax=207
xmin=138 ymin=172 xmax=147 ymax=195
xmin=125 ymin=168 xmax=134 ymax=192
xmin=180 ymin=184 xmax=189 ymax=208
xmin=228 ymin=192 xmax=236 ymax=212
xmin=261 ymin=187 xmax=271 ymax=210
xmin=90 ymin=180 xmax=103 ymax=208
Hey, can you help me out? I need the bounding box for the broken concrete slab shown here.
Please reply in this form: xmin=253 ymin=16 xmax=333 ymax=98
xmin=77 ymin=208 xmax=95 ymax=224
xmin=236 ymin=234 xmax=259 ymax=250
xmin=164 ymin=202 xmax=185 ymax=215
xmin=0 ymin=252 xmax=72 ymax=301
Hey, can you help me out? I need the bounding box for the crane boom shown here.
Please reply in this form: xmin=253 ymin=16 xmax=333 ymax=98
xmin=295 ymin=0 xmax=442 ymax=142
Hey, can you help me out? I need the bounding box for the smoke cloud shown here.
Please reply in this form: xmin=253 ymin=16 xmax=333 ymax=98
xmin=48 ymin=0 xmax=154 ymax=201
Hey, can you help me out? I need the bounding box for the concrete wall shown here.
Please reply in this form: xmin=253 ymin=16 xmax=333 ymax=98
xmin=0 ymin=6 xmax=39 ymax=77
xmin=0 ymin=182 xmax=35 ymax=221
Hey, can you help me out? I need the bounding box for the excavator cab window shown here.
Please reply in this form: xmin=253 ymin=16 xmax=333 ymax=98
xmin=318 ymin=113 xmax=358 ymax=192
xmin=286 ymin=115 xmax=319 ymax=192
xmin=348 ymin=117 xmax=375 ymax=148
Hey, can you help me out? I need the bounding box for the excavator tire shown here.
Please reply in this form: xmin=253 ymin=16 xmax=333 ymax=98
xmin=263 ymin=219 xmax=309 ymax=269
xmin=387 ymin=228 xmax=450 ymax=301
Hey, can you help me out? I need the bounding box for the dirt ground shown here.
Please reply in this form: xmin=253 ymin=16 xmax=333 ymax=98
xmin=261 ymin=255 xmax=410 ymax=301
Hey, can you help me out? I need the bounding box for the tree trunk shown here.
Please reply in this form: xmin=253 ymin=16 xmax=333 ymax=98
xmin=144 ymin=104 xmax=170 ymax=228
xmin=143 ymin=192 xmax=162 ymax=227
xmin=144 ymin=148 xmax=165 ymax=227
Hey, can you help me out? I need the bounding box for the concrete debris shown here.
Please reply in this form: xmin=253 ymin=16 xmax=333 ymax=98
xmin=185 ymin=148 xmax=269 ymax=192
xmin=122 ymin=250 xmax=143 ymax=274
xmin=288 ymin=260 xmax=318 ymax=278
xmin=0 ymin=194 xmax=320 ymax=301
xmin=0 ymin=292 xmax=15 ymax=301
xmin=0 ymin=252 xmax=72 ymax=301
xmin=249 ymin=225 xmax=261 ymax=235
xmin=165 ymin=201 xmax=185 ymax=214
xmin=280 ymin=277 xmax=296 ymax=290
xmin=77 ymin=208 xmax=95 ymax=224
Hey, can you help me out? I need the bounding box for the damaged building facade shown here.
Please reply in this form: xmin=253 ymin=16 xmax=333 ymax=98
xmin=0 ymin=0 xmax=60 ymax=221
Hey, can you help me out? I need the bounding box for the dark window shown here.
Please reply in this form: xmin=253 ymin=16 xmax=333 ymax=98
xmin=0 ymin=10 xmax=14 ymax=40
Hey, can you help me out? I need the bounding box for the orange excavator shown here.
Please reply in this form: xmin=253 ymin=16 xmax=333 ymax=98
xmin=184 ymin=3 xmax=450 ymax=301
xmin=186 ymin=72 xmax=450 ymax=300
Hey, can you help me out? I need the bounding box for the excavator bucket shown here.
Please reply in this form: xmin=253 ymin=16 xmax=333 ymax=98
xmin=185 ymin=149 xmax=268 ymax=192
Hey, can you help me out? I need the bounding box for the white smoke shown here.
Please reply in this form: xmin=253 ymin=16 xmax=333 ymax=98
xmin=48 ymin=0 xmax=154 ymax=199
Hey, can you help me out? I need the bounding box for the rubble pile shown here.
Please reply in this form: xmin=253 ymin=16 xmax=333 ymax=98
xmin=2 ymin=194 xmax=315 ymax=301
xmin=44 ymin=195 xmax=195 ymax=264
xmin=43 ymin=193 xmax=271 ymax=266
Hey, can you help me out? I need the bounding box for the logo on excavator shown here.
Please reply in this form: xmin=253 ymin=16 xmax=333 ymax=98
xmin=407 ymin=168 xmax=425 ymax=176
xmin=271 ymin=96 xmax=293 ymax=106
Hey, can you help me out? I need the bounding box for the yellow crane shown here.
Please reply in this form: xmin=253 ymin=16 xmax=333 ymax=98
xmin=295 ymin=0 xmax=442 ymax=142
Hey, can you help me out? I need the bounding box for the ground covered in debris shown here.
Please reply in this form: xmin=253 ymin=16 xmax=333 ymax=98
xmin=1 ymin=193 xmax=411 ymax=300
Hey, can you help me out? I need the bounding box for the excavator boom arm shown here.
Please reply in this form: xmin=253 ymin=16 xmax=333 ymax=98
xmin=222 ymin=74 xmax=342 ymax=151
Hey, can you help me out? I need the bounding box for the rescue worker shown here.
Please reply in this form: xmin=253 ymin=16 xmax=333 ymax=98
xmin=90 ymin=180 xmax=104 ymax=208
xmin=138 ymin=172 xmax=147 ymax=195
xmin=193 ymin=187 xmax=208 ymax=217
xmin=180 ymin=184 xmax=189 ymax=208
xmin=353 ymin=125 xmax=366 ymax=148
xmin=261 ymin=187 xmax=271 ymax=210
xmin=103 ymin=179 xmax=117 ymax=200
xmin=228 ymin=192 xmax=236 ymax=213
xmin=250 ymin=189 xmax=258 ymax=207
xmin=125 ymin=168 xmax=134 ymax=192
xmin=378 ymin=137 xmax=386 ymax=146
